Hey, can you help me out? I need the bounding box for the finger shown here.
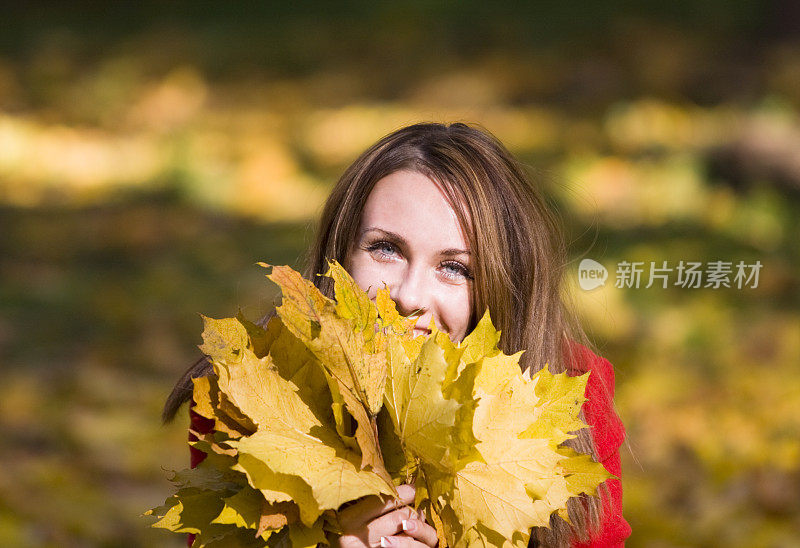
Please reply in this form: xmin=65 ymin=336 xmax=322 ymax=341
xmin=365 ymin=507 xmax=419 ymax=544
xmin=379 ymin=535 xmax=431 ymax=548
xmin=339 ymin=485 xmax=416 ymax=529
xmin=399 ymin=518 xmax=438 ymax=547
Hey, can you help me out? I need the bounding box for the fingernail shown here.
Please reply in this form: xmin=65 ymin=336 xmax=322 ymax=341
xmin=402 ymin=519 xmax=416 ymax=532
xmin=380 ymin=536 xmax=389 ymax=548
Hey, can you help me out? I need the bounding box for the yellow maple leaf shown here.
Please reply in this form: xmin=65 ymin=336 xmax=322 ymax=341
xmin=148 ymin=263 xmax=612 ymax=548
xmin=267 ymin=263 xmax=394 ymax=487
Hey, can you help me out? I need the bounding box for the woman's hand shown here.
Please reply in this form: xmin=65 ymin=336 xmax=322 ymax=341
xmin=333 ymin=484 xmax=439 ymax=547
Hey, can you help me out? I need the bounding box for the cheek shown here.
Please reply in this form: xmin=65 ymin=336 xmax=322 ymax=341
xmin=346 ymin=252 xmax=393 ymax=299
xmin=439 ymin=286 xmax=472 ymax=340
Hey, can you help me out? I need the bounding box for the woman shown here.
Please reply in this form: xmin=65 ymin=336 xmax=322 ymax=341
xmin=164 ymin=122 xmax=631 ymax=547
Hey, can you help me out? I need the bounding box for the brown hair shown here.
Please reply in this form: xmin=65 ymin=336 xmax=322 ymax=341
xmin=164 ymin=122 xmax=605 ymax=545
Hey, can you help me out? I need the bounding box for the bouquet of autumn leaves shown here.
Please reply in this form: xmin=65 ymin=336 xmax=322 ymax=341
xmin=145 ymin=262 xmax=611 ymax=547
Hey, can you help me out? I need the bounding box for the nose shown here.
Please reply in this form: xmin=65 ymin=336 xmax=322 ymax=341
xmin=390 ymin=265 xmax=431 ymax=326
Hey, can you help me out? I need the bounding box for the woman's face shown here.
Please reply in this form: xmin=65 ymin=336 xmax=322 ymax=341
xmin=346 ymin=170 xmax=473 ymax=341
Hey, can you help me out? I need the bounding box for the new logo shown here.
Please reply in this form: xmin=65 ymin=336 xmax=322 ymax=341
xmin=578 ymin=259 xmax=608 ymax=291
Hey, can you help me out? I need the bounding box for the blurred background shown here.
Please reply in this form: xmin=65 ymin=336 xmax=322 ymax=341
xmin=1 ymin=2 xmax=798 ymax=546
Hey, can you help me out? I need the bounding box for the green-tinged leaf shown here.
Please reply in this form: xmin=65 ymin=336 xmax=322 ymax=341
xmin=232 ymin=452 xmax=307 ymax=512
xmin=168 ymin=464 xmax=243 ymax=492
xmin=288 ymin=519 xmax=328 ymax=548
xmin=377 ymin=406 xmax=411 ymax=480
xmin=211 ymin=485 xmax=265 ymax=529
xmin=202 ymin=527 xmax=272 ymax=547
xmin=233 ymin=428 xmax=393 ymax=526
xmin=265 ymin=527 xmax=291 ymax=548
xmin=146 ymin=487 xmax=233 ymax=540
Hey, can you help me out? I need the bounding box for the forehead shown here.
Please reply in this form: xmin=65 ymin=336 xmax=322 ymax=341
xmin=361 ymin=170 xmax=470 ymax=250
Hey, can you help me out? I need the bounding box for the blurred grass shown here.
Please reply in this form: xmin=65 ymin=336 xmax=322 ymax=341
xmin=0 ymin=191 xmax=309 ymax=547
xmin=1 ymin=2 xmax=799 ymax=546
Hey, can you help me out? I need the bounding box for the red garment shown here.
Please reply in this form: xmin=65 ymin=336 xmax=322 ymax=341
xmin=186 ymin=345 xmax=630 ymax=547
xmin=567 ymin=344 xmax=631 ymax=547
xmin=186 ymin=410 xmax=214 ymax=546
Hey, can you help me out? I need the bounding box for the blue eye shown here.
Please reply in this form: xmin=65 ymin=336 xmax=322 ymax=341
xmin=441 ymin=261 xmax=472 ymax=280
xmin=366 ymin=240 xmax=398 ymax=258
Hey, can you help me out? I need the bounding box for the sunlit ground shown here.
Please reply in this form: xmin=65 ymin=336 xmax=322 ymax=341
xmin=1 ymin=6 xmax=799 ymax=546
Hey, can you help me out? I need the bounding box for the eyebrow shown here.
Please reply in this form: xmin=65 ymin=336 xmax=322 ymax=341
xmin=360 ymin=227 xmax=471 ymax=257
